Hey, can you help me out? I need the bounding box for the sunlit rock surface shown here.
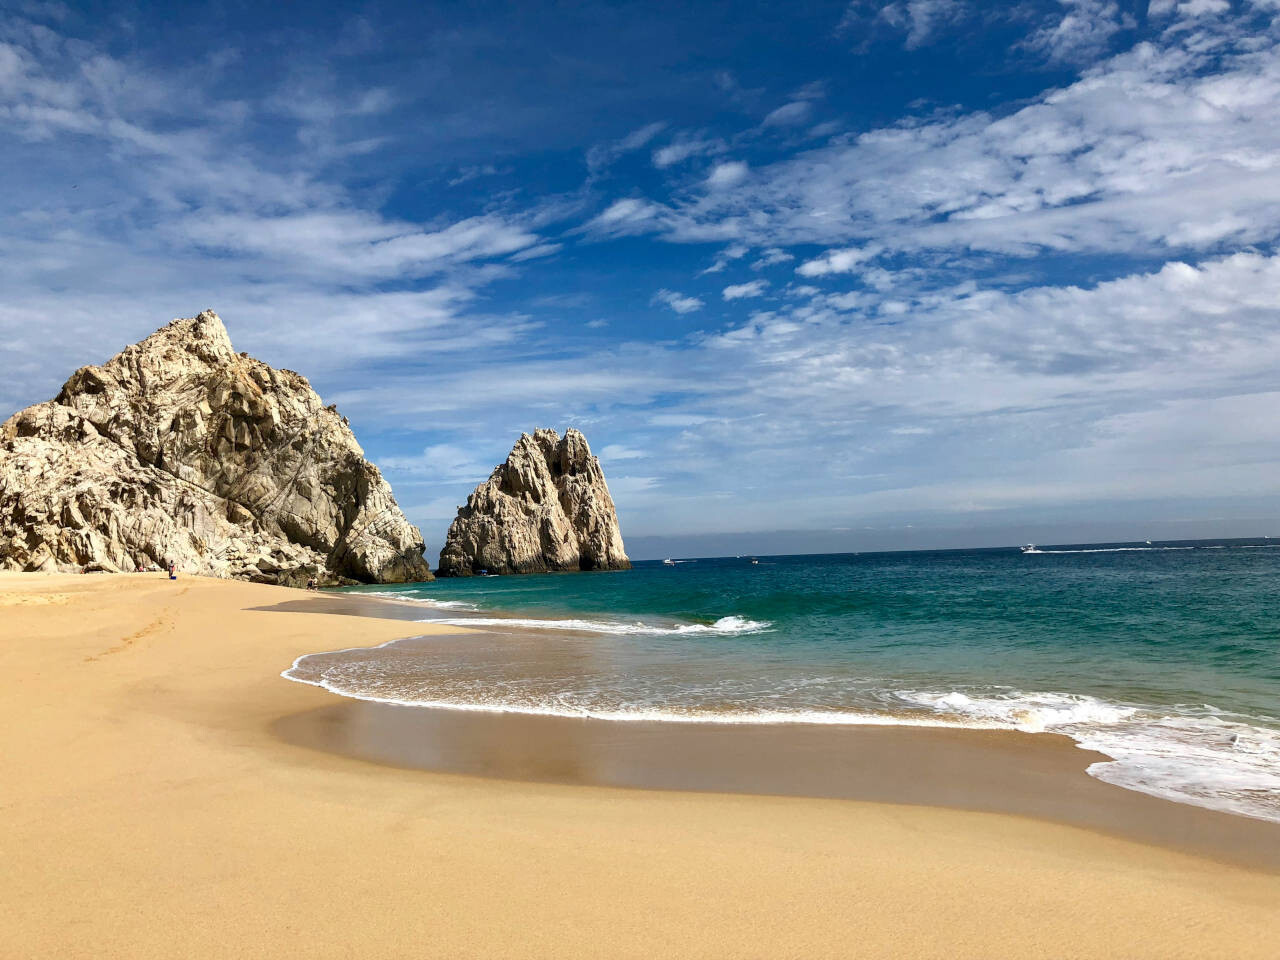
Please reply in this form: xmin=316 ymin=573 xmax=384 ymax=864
xmin=0 ymin=310 xmax=432 ymax=585
xmin=437 ymin=428 xmax=630 ymax=576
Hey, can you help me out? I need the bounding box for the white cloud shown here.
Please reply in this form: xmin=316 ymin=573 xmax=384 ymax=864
xmin=706 ymin=160 xmax=749 ymax=189
xmin=381 ymin=444 xmax=494 ymax=482
xmin=653 ymin=135 xmax=725 ymax=168
xmin=1150 ymin=0 xmax=1230 ymax=16
xmin=701 ymin=243 xmax=750 ymax=274
xmin=509 ymin=242 xmax=564 ymax=261
xmin=178 ymin=211 xmax=540 ymax=280
xmin=585 ymin=197 xmax=663 ymax=233
xmin=599 ymin=444 xmax=647 ymax=461
xmin=752 ymin=248 xmax=795 ymax=269
xmin=651 ymin=289 xmax=705 ymax=314
xmin=606 ymin=475 xmax=661 ymax=495
xmin=796 ymin=246 xmax=881 ymax=276
xmin=723 ymin=279 xmax=769 ymax=300
xmin=762 ymin=101 xmax=812 ymax=127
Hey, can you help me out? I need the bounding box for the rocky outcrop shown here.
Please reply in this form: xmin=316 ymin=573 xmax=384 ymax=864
xmin=437 ymin=428 xmax=630 ymax=576
xmin=0 ymin=310 xmax=432 ymax=585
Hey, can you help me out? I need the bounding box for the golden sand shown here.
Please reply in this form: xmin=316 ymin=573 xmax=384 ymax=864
xmin=2 ymin=572 xmax=1277 ymax=958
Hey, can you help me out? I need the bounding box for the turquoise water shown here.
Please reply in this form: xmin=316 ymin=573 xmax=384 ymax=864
xmin=288 ymin=541 xmax=1280 ymax=821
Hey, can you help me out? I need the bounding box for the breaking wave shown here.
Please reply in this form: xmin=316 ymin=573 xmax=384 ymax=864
xmin=425 ymin=614 xmax=773 ymax=636
xmin=357 ymin=592 xmax=479 ymax=611
xmin=895 ymin=689 xmax=1280 ymax=822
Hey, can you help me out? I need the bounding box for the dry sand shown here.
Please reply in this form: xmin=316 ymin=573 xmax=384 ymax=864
xmin=2 ymin=572 xmax=1278 ymax=959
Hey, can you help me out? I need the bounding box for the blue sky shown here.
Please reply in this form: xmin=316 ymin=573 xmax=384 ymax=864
xmin=4 ymin=0 xmax=1280 ymax=560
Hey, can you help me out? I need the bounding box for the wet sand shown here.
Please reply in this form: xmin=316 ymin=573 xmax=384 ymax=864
xmin=4 ymin=573 xmax=1280 ymax=959
xmin=275 ymin=698 xmax=1280 ymax=871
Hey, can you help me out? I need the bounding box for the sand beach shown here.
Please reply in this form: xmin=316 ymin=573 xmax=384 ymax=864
xmin=2 ymin=572 xmax=1278 ymax=959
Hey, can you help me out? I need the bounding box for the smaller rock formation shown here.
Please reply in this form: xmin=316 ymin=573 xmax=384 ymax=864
xmin=437 ymin=428 xmax=630 ymax=576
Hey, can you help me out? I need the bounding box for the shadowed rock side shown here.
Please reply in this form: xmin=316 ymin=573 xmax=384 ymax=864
xmin=0 ymin=310 xmax=432 ymax=585
xmin=437 ymin=428 xmax=631 ymax=576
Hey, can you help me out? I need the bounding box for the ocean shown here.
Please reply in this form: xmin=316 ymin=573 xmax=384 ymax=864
xmin=285 ymin=540 xmax=1280 ymax=822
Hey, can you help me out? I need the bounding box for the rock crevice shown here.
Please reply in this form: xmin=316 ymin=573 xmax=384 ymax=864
xmin=437 ymin=428 xmax=630 ymax=576
xmin=0 ymin=310 xmax=432 ymax=585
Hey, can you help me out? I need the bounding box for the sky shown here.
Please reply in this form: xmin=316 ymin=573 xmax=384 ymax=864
xmin=3 ymin=0 xmax=1280 ymax=561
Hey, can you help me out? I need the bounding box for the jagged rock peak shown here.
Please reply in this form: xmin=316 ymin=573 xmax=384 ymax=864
xmin=437 ymin=427 xmax=630 ymax=577
xmin=0 ymin=310 xmax=432 ymax=585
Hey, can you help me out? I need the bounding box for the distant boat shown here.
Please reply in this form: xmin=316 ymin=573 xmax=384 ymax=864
xmin=750 ymin=558 xmax=760 ymax=565
xmin=662 ymin=558 xmax=676 ymax=566
xmin=1145 ymin=540 xmax=1152 ymax=546
xmin=1020 ymin=544 xmax=1037 ymax=553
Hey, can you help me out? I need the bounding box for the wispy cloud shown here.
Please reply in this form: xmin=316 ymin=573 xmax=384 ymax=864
xmin=723 ymin=279 xmax=769 ymax=300
xmin=839 ymin=0 xmax=972 ymax=50
xmin=651 ymin=289 xmax=705 ymax=314
xmin=701 ymin=243 xmax=750 ymax=274
xmin=587 ymin=121 xmax=667 ymax=174
xmin=652 ymin=134 xmax=726 ymax=168
xmin=751 ymin=248 xmax=795 ymax=270
xmin=599 ymin=443 xmax=647 ymax=461
xmin=761 ymin=100 xmax=813 ymax=127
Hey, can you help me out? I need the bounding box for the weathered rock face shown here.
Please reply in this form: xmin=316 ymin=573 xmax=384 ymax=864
xmin=437 ymin=428 xmax=630 ymax=577
xmin=0 ymin=310 xmax=432 ymax=585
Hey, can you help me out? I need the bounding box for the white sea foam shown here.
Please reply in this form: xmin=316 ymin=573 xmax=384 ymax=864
xmin=422 ymin=614 xmax=773 ymax=636
xmin=895 ymin=689 xmax=1137 ymax=732
xmin=283 ymin=657 xmax=990 ymax=728
xmin=357 ymin=592 xmax=479 ymax=611
xmin=894 ymin=689 xmax=1280 ymax=822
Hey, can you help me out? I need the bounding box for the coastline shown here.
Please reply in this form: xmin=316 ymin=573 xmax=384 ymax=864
xmin=3 ymin=572 xmax=1279 ymax=958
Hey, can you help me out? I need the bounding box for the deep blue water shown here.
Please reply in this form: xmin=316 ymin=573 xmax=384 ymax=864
xmin=289 ymin=541 xmax=1280 ymax=821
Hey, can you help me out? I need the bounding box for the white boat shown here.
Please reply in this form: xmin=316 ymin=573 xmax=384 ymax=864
xmin=1020 ymin=544 xmax=1037 ymax=553
xmin=662 ymin=558 xmax=676 ymax=566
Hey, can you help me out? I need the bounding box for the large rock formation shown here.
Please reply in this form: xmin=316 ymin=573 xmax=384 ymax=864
xmin=0 ymin=310 xmax=432 ymax=585
xmin=437 ymin=428 xmax=630 ymax=576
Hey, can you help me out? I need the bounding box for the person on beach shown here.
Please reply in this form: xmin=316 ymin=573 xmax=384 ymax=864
xmin=306 ymin=576 xmax=318 ymax=591
xmin=168 ymin=561 xmax=176 ymax=580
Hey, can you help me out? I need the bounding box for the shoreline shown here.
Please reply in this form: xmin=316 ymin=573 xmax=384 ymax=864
xmin=4 ymin=572 xmax=1280 ymax=958
xmin=274 ymin=592 xmax=1280 ymax=844
xmin=266 ymin=595 xmax=1280 ymax=872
